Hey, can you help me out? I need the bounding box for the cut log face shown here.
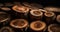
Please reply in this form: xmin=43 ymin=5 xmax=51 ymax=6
xmin=23 ymin=2 xmax=43 ymax=9
xmin=12 ymin=5 xmax=29 ymax=13
xmin=48 ymin=24 xmax=60 ymax=32
xmin=0 ymin=27 xmax=13 ymax=32
xmin=44 ymin=6 xmax=60 ymax=12
xmin=10 ymin=19 xmax=28 ymax=29
xmin=30 ymin=21 xmax=46 ymax=31
xmin=0 ymin=12 xmax=10 ymax=23
xmin=4 ymin=3 xmax=13 ymax=7
xmin=57 ymin=15 xmax=60 ymax=23
xmin=1 ymin=7 xmax=11 ymax=11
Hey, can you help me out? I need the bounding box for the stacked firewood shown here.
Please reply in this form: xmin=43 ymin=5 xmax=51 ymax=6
xmin=0 ymin=2 xmax=60 ymax=32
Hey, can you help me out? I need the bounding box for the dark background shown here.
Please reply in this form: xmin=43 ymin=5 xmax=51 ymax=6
xmin=0 ymin=0 xmax=60 ymax=7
